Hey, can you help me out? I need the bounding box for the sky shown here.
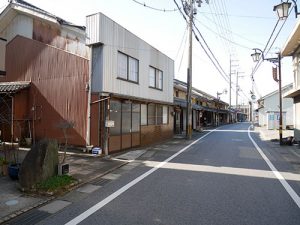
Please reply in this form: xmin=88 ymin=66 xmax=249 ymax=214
xmin=0 ymin=0 xmax=297 ymax=105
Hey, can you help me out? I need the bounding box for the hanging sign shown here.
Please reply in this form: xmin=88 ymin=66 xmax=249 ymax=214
xmin=272 ymin=66 xmax=279 ymax=82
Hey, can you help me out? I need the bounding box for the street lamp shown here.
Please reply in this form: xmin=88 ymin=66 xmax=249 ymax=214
xmin=251 ymin=48 xmax=283 ymax=145
xmin=273 ymin=1 xmax=291 ymax=19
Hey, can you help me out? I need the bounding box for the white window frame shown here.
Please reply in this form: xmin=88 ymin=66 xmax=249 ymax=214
xmin=149 ymin=66 xmax=163 ymax=90
xmin=117 ymin=51 xmax=139 ymax=83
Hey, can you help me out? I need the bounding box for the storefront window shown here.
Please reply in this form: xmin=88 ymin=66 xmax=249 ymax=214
xmin=110 ymin=100 xmax=121 ymax=135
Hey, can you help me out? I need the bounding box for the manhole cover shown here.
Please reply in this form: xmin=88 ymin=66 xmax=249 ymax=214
xmin=5 ymin=199 xmax=19 ymax=206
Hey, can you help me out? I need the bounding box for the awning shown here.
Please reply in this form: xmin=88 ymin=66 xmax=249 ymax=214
xmin=0 ymin=81 xmax=30 ymax=94
xmin=283 ymin=88 xmax=300 ymax=98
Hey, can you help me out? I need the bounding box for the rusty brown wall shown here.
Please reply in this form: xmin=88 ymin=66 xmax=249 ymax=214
xmin=141 ymin=107 xmax=174 ymax=146
xmin=90 ymin=93 xmax=100 ymax=146
xmin=13 ymin=89 xmax=29 ymax=140
xmin=1 ymin=36 xmax=89 ymax=146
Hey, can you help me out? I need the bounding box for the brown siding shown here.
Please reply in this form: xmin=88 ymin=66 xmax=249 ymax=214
xmin=141 ymin=106 xmax=174 ymax=146
xmin=1 ymin=36 xmax=89 ymax=146
xmin=90 ymin=94 xmax=100 ymax=146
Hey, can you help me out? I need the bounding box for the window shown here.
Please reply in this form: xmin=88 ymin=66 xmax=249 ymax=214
xmin=148 ymin=104 xmax=156 ymax=125
xmin=156 ymin=105 xmax=163 ymax=125
xmin=146 ymin=104 xmax=168 ymax=125
xmin=149 ymin=66 xmax=163 ymax=90
xmin=163 ymin=106 xmax=168 ymax=124
xmin=149 ymin=67 xmax=155 ymax=88
xmin=141 ymin=104 xmax=147 ymax=125
xmin=117 ymin=52 xmax=139 ymax=83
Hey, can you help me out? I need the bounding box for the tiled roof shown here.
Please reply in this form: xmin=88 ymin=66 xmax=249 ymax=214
xmin=11 ymin=0 xmax=85 ymax=30
xmin=0 ymin=82 xmax=30 ymax=93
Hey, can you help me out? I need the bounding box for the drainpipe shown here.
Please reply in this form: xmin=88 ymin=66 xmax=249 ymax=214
xmin=86 ymin=46 xmax=92 ymax=147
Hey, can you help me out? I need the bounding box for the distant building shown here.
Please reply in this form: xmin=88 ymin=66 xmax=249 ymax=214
xmin=256 ymin=83 xmax=293 ymax=129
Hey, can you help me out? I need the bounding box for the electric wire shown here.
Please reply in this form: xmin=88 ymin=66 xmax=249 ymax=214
xmin=131 ymin=0 xmax=179 ymax=12
xmin=194 ymin=18 xmax=252 ymax=50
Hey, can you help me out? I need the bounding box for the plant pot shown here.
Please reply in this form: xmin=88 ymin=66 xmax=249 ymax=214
xmin=8 ymin=163 xmax=21 ymax=180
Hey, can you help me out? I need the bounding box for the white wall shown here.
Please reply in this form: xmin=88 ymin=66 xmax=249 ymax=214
xmin=86 ymin=13 xmax=174 ymax=104
xmin=258 ymin=86 xmax=294 ymax=127
xmin=1 ymin=14 xmax=33 ymax=42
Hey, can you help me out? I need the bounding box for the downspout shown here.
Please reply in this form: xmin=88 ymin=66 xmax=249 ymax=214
xmin=86 ymin=46 xmax=92 ymax=147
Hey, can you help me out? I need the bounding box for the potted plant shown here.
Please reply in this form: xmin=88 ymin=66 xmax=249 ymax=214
xmin=7 ymin=142 xmax=21 ymax=180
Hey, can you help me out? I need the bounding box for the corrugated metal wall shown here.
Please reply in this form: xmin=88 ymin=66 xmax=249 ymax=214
xmin=86 ymin=12 xmax=174 ymax=104
xmin=0 ymin=36 xmax=89 ymax=146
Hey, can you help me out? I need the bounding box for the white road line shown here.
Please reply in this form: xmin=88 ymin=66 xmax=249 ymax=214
xmin=248 ymin=126 xmax=300 ymax=208
xmin=64 ymin=129 xmax=216 ymax=225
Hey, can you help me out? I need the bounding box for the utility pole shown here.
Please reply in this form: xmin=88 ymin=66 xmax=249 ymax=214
xmin=229 ymin=57 xmax=232 ymax=107
xmin=186 ymin=0 xmax=193 ymax=140
xmin=235 ymin=71 xmax=244 ymax=109
xmin=185 ymin=0 xmax=208 ymax=140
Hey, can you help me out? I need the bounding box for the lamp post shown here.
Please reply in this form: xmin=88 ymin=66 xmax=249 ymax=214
xmin=251 ymin=48 xmax=283 ymax=145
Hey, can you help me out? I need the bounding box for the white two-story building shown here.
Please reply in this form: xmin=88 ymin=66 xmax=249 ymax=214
xmin=86 ymin=13 xmax=174 ymax=153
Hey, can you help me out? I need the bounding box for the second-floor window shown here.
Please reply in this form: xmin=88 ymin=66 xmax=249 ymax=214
xmin=117 ymin=52 xmax=139 ymax=83
xmin=149 ymin=66 xmax=163 ymax=90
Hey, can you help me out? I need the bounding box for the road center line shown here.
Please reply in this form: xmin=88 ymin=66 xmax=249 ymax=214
xmin=64 ymin=129 xmax=216 ymax=225
xmin=248 ymin=125 xmax=300 ymax=208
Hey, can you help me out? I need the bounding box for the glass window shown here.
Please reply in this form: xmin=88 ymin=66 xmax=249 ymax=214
xmin=163 ymin=106 xmax=168 ymax=124
xmin=129 ymin=57 xmax=138 ymax=82
xmin=141 ymin=104 xmax=147 ymax=125
xmin=157 ymin=70 xmax=163 ymax=90
xmin=149 ymin=66 xmax=163 ymax=90
xmin=132 ymin=104 xmax=140 ymax=132
xmin=122 ymin=103 xmax=131 ymax=134
xmin=148 ymin=104 xmax=156 ymax=125
xmin=117 ymin=52 xmax=127 ymax=79
xmin=149 ymin=67 xmax=155 ymax=87
xmin=156 ymin=105 xmax=163 ymax=125
xmin=109 ymin=100 xmax=121 ymax=135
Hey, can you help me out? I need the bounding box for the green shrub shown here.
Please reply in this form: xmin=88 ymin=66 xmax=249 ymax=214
xmin=36 ymin=175 xmax=76 ymax=191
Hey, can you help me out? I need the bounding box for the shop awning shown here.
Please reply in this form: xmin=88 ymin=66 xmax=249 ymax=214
xmin=0 ymin=81 xmax=30 ymax=94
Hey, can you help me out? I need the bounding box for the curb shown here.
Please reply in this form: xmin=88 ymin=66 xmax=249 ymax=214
xmin=0 ymin=160 xmax=129 ymax=225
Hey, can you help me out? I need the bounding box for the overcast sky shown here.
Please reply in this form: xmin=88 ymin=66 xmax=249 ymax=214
xmin=1 ymin=0 xmax=297 ymax=105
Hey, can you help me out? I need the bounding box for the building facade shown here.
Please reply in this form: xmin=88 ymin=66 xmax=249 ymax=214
xmin=0 ymin=0 xmax=89 ymax=146
xmin=86 ymin=12 xmax=174 ymax=153
xmin=257 ymin=84 xmax=294 ymax=129
xmin=173 ymin=79 xmax=230 ymax=134
xmin=281 ymin=18 xmax=300 ymax=141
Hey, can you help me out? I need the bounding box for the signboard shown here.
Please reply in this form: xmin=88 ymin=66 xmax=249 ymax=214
xmin=105 ymin=120 xmax=115 ymax=128
xmin=0 ymin=38 xmax=6 ymax=76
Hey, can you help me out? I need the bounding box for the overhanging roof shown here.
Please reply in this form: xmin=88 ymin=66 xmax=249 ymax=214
xmin=281 ymin=18 xmax=300 ymax=56
xmin=283 ymin=87 xmax=300 ymax=98
xmin=0 ymin=81 xmax=30 ymax=93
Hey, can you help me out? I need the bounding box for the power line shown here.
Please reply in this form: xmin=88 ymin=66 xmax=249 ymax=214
xmin=131 ymin=0 xmax=179 ymax=12
xmin=194 ymin=18 xmax=252 ymax=50
xmin=198 ymin=11 xmax=275 ymax=19
xmin=200 ymin=13 xmax=265 ymax=47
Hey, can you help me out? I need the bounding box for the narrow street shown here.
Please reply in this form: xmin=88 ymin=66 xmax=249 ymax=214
xmin=9 ymin=123 xmax=300 ymax=225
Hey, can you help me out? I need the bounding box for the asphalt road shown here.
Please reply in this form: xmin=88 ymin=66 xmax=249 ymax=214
xmin=12 ymin=123 xmax=300 ymax=225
